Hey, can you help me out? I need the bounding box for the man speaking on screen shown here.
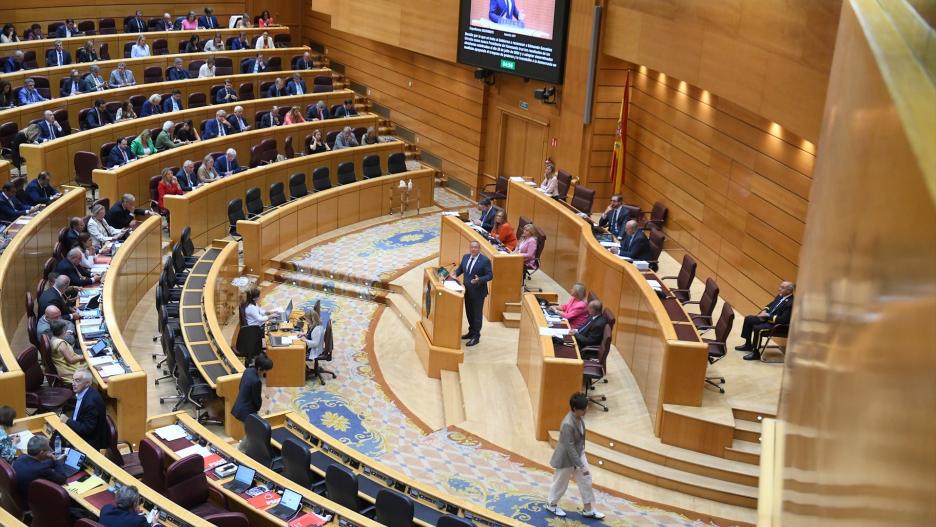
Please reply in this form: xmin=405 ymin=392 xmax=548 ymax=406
xmin=489 ymin=0 xmax=525 ymax=27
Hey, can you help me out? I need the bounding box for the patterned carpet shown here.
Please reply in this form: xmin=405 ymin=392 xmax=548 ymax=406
xmin=433 ymin=186 xmax=475 ymax=209
xmin=259 ymin=214 xmax=727 ymax=527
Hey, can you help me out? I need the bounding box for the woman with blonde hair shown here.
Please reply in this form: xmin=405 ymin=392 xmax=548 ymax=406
xmin=197 ymin=154 xmax=221 ymax=183
xmin=515 ymin=223 xmax=539 ymax=271
xmin=539 ymin=158 xmax=559 ymax=197
xmin=130 ymin=128 xmax=155 ymax=157
xmin=301 ymin=308 xmax=325 ymax=362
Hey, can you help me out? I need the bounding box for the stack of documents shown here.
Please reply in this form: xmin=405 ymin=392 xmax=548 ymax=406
xmin=539 ymin=327 xmax=570 ymax=337
xmin=442 ymin=280 xmax=464 ymax=292
xmin=154 ymin=424 xmax=187 ymax=441
xmin=66 ymin=475 xmax=106 ymax=494
xmin=97 ymin=364 xmax=126 ymax=378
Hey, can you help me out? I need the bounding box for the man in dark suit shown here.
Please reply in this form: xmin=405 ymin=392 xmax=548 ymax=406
xmin=166 ymin=58 xmax=189 ymax=81
xmin=125 ymin=10 xmax=148 ymax=33
xmin=38 ymin=110 xmax=64 ymax=142
xmin=60 ymin=70 xmax=84 ymax=97
xmin=229 ymin=32 xmax=248 ymax=51
xmin=203 ymin=109 xmax=233 ymax=139
xmin=472 ymin=198 xmax=499 ymax=232
xmin=54 ymin=19 xmax=81 ymax=38
xmin=333 ymin=99 xmax=357 ymax=118
xmin=571 ymin=301 xmax=608 ymax=357
xmin=241 ymin=53 xmax=267 ymax=74
xmin=598 ymin=194 xmax=629 ymax=237
xmin=489 ymin=0 xmax=524 ymax=26
xmin=46 ymin=40 xmax=72 ymax=67
xmin=162 ymin=89 xmax=184 ymax=113
xmin=62 ymin=216 xmax=83 ymax=249
xmin=231 ymin=355 xmax=274 ymax=423
xmin=175 ymin=161 xmax=197 ymax=191
xmin=63 ymin=369 xmax=109 ymax=450
xmin=307 ymin=100 xmax=330 ymax=121
xmin=199 ymin=7 xmax=220 ymax=30
xmin=267 ymin=77 xmax=287 ymax=98
xmin=85 ymin=99 xmax=111 ymax=129
xmin=227 ymin=106 xmax=250 ymax=133
xmin=618 ymin=220 xmax=652 ymax=261
xmin=0 ymin=181 xmax=37 ymax=222
xmin=286 ymin=73 xmax=307 ymax=95
xmin=107 ymin=194 xmax=149 ymax=229
xmin=56 ymin=248 xmax=100 ymax=286
xmin=24 ymin=171 xmax=60 ymax=206
xmin=294 ymin=51 xmax=315 ymax=70
xmin=215 ymin=80 xmax=238 ymax=104
xmin=3 ymin=51 xmax=24 ymax=73
xmin=736 ymin=281 xmax=795 ymax=360
xmin=216 ymin=148 xmax=244 ymax=176
xmin=99 ymin=486 xmax=151 ymax=527
xmin=38 ymin=275 xmax=75 ymax=321
xmin=76 ymin=41 xmax=99 ymax=63
xmin=260 ymin=106 xmax=281 ymax=128
xmin=12 ymin=436 xmax=66 ymax=504
xmin=107 ymin=138 xmax=136 ymax=168
xmin=454 ymin=241 xmax=493 ymax=347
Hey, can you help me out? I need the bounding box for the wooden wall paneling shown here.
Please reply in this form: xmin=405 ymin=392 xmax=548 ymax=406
xmin=0 ymin=1 xmax=247 ymax=31
xmin=244 ymin=0 xmax=303 ymax=42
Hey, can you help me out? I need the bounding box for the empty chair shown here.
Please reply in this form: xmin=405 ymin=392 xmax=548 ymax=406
xmin=104 ymin=415 xmax=143 ymax=477
xmin=238 ymin=82 xmax=254 ymax=101
xmin=387 ymin=152 xmax=407 ymax=174
xmin=188 ymin=92 xmax=207 ymax=109
xmin=480 ymin=175 xmax=508 ymax=201
xmin=98 ymin=18 xmax=116 ymax=34
xmin=17 ymin=346 xmax=72 ymax=413
xmin=243 ymin=414 xmax=283 ymax=471
xmin=28 ymin=479 xmax=73 ymax=527
xmin=73 ymin=151 xmax=100 ymax=197
xmin=228 ymin=198 xmax=245 ymax=237
xmin=284 ymin=135 xmax=298 ymax=158
xmin=375 ymin=489 xmax=415 ymax=527
xmin=639 ymin=201 xmax=668 ymax=230
xmin=268 ymin=56 xmax=282 ymax=71
xmin=273 ymin=33 xmax=291 ymax=47
xmin=337 ymin=162 xmax=356 ymax=185
xmin=143 ymin=66 xmax=163 ymax=84
xmin=99 ymin=43 xmax=110 ymax=60
xmin=139 ymin=438 xmax=167 ymax=493
xmin=77 ymin=20 xmax=96 ymax=34
xmin=188 ymin=60 xmax=205 ymax=77
xmin=152 ymin=39 xmax=168 ymax=56
xmin=0 ymin=458 xmax=26 ymax=518
xmin=325 ymin=130 xmax=339 ymax=148
xmin=701 ymin=302 xmax=734 ymax=392
xmin=205 ymin=512 xmax=250 ymax=527
xmin=289 ymin=172 xmax=308 ymax=199
xmin=312 ymin=167 xmax=331 ymax=192
xmin=325 ymin=464 xmax=375 ymax=515
xmin=129 ymin=94 xmax=146 ymax=115
xmin=75 ymin=520 xmax=106 ymax=527
xmin=165 ymin=454 xmax=228 ymax=516
xmin=581 ymin=324 xmax=613 ymax=411
xmin=249 ymin=138 xmax=277 ymax=167
xmin=570 ymin=185 xmax=596 ymax=214
xmin=123 ymin=42 xmax=133 ymax=59
xmin=245 ymin=187 xmax=265 ymax=217
xmin=556 ymin=169 xmax=572 ymax=201
xmin=646 ymin=228 xmax=666 ymax=271
xmin=269 ymin=181 xmax=287 ymax=207
xmin=660 ymin=255 xmax=697 ymax=304
xmin=281 ymin=437 xmax=325 ymax=491
xmin=361 ymin=155 xmax=381 ymax=179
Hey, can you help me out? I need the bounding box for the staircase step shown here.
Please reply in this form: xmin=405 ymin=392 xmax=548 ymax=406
xmin=503 ymin=302 xmax=521 ymax=314
xmin=502 ymin=311 xmax=520 ymax=328
xmin=732 ymin=405 xmax=776 ymax=424
xmin=725 ymin=439 xmax=761 ymax=465
xmin=733 ymin=418 xmax=762 ymax=443
xmin=440 ymin=370 xmax=465 ymax=426
xmin=265 ymin=268 xmax=390 ymax=304
xmin=549 ymin=432 xmax=757 ymax=508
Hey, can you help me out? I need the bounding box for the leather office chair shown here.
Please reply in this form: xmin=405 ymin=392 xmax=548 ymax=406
xmin=661 ymin=255 xmax=697 ymax=304
xmin=215 ymin=58 xmax=234 ymax=76
xmin=686 ymin=278 xmax=719 ymax=329
xmin=139 ymin=438 xmax=167 ymax=493
xmin=98 ymin=43 xmax=110 ymax=60
xmin=205 ymin=512 xmax=250 ymax=527
xmin=313 ymin=76 xmax=333 ymax=92
xmin=273 ymin=34 xmax=291 ymax=47
xmin=375 ymin=489 xmax=415 ymax=527
xmin=362 ymin=155 xmax=381 ymax=179
xmin=234 ymin=324 xmax=263 ymax=365
xmin=325 ymin=464 xmax=375 ymax=516
xmin=143 ymin=66 xmax=163 ymax=84
xmin=28 ymin=479 xmax=73 ymax=527
xmin=522 ymin=225 xmax=547 ymax=292
xmin=99 ymin=18 xmax=116 ymax=35
xmin=281 ymin=437 xmax=326 ymax=492
xmin=268 ymin=57 xmax=282 ymax=71
xmin=570 ymin=185 xmax=595 ymax=214
xmin=325 ymin=130 xmax=339 ymax=149
xmin=43 ymin=255 xmax=57 ymax=278
xmin=228 ymin=198 xmax=245 ymax=238
xmin=646 ymin=228 xmax=666 ymax=272
xmin=174 ymin=343 xmax=219 ymax=424
xmin=259 ymin=81 xmax=274 ymax=97
xmin=74 ymin=151 xmax=100 ymax=198
xmin=244 ymin=414 xmax=283 ymax=471
xmin=0 ymin=458 xmax=26 ymax=518
xmin=337 ymin=162 xmax=356 ymax=185
xmin=25 ymin=291 xmax=35 ymax=318
xmin=269 ymin=182 xmax=287 ymax=207
xmin=312 ymin=167 xmax=332 ymax=192
xmin=352 ymin=127 xmax=367 ymax=144
xmin=480 ymin=176 xmax=508 ymax=202
xmin=122 ymin=42 xmax=133 ymax=59
xmin=238 ymin=82 xmax=254 ymax=101
xmin=75 ymin=519 xmax=106 ymax=527
xmin=757 ymin=323 xmax=790 ymax=364
xmin=78 ymin=109 xmax=91 ymax=131
xmin=699 ymin=302 xmax=734 ymax=392
xmin=26 ymin=315 xmax=38 ymax=348
xmin=284 ymin=135 xmax=299 ymax=158
xmin=639 ymin=201 xmax=668 ymax=230
xmin=290 ymin=172 xmax=309 ymax=199
xmin=581 ymin=324 xmax=613 ymax=411
xmin=555 ymin=170 xmax=572 ymax=201
xmin=152 ymin=39 xmax=168 ymax=56
xmin=165 ymin=454 xmax=228 ymax=516
xmin=16 ymin=346 xmax=72 ymax=413
xmin=188 ymin=92 xmax=207 ymax=109
xmin=245 ymin=187 xmax=265 ymax=218
xmin=437 ymin=515 xmax=474 ymax=527
xmin=104 ymin=415 xmax=143 ymax=478
xmin=329 ymin=104 xmax=342 ymax=116
xmin=128 ymin=95 xmax=146 ymax=116
xmin=387 ymin=152 xmax=407 ymax=174
xmin=309 ymin=320 xmax=336 ymax=385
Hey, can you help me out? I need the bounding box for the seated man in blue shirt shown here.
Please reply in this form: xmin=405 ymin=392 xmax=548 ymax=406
xmin=24 ymin=170 xmax=61 ymax=206
xmin=3 ymin=51 xmax=24 ymax=73
xmin=18 ymin=78 xmax=48 ymax=105
xmin=0 ymin=180 xmax=38 ymax=222
xmin=216 ymin=148 xmax=245 ymax=176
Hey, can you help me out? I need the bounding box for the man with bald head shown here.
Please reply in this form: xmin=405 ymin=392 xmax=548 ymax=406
xmin=570 ymin=300 xmax=608 ymax=357
xmin=736 ymin=281 xmax=795 ymax=360
xmin=39 ymin=275 xmax=76 ymax=321
xmin=37 ymin=305 xmax=76 ymax=346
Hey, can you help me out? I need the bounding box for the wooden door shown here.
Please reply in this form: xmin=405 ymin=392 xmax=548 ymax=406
xmin=497 ymin=109 xmax=548 ymax=182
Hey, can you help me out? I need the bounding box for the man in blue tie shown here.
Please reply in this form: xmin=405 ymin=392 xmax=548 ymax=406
xmin=199 ymin=7 xmax=219 ymax=30
xmin=38 ymin=110 xmax=63 ymax=142
xmin=598 ymin=194 xmax=628 ymax=237
xmin=489 ymin=0 xmax=525 ymax=27
xmin=472 ymin=198 xmax=499 ymax=231
xmin=454 ymin=241 xmax=493 ymax=347
xmin=227 ymin=105 xmax=251 ymax=133
xmin=0 ymin=181 xmax=39 ymax=222
xmin=203 ymin=109 xmax=232 ymax=139
xmin=215 ymin=79 xmax=239 ymax=104
xmin=107 ymin=137 xmax=136 ymax=168
xmin=216 ymin=148 xmax=243 ymax=176
xmin=287 ymin=72 xmax=307 ymax=95
xmin=18 ymin=78 xmax=48 ymax=105
xmin=736 ymin=281 xmax=795 ymax=360
xmin=46 ymin=40 xmax=72 ymax=67
xmin=175 ymin=160 xmax=197 ymax=191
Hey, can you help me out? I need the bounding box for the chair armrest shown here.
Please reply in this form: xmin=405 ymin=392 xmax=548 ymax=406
xmin=696 ymin=325 xmax=714 ymax=332
xmin=117 ymin=439 xmax=135 ymax=453
xmin=580 ymin=345 xmax=599 ymax=355
xmin=659 ymin=275 xmax=677 ymax=281
xmin=207 ymin=485 xmax=227 ymax=508
xmin=25 ymin=392 xmax=40 ymax=408
xmin=44 ymin=372 xmax=69 ymax=387
xmin=691 ymin=314 xmax=712 ymax=322
xmin=359 ymin=504 xmax=376 ymax=518
xmin=683 ymin=300 xmax=700 ymax=306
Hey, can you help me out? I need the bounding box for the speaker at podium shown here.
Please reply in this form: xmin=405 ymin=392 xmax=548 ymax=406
xmin=414 ymin=266 xmax=465 ymax=378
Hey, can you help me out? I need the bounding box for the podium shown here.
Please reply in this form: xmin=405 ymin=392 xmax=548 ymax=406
xmin=414 ymin=267 xmax=464 ymax=378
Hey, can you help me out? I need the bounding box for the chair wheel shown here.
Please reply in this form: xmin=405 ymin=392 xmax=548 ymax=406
xmin=154 ymin=380 xmax=159 ymax=385
xmin=718 ymin=388 xmax=725 ymax=394
xmin=600 ymin=396 xmax=606 ymax=401
xmin=603 ymin=408 xmax=609 ymax=412
xmin=159 ymin=398 xmax=164 ymax=403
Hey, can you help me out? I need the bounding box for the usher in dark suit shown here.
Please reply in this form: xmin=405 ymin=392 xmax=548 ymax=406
xmin=66 ymin=386 xmax=108 ymax=450
xmin=454 ymin=252 xmax=493 ymax=342
xmin=231 ymin=366 xmax=263 ymax=422
xmin=740 ymin=294 xmax=794 ymax=348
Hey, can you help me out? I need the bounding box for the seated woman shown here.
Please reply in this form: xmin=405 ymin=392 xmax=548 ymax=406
xmin=75 ymin=233 xmax=97 ymax=268
xmin=515 ymin=223 xmax=539 ymax=271
xmin=360 ymin=127 xmax=379 ymax=145
xmin=50 ymin=320 xmax=84 ymax=384
xmin=0 ymin=405 xmax=16 ymax=464
xmin=181 ymin=11 xmax=200 ymax=30
xmin=24 ymin=24 xmax=43 ymax=40
xmin=130 ymin=129 xmax=156 ymax=158
xmin=204 ymin=33 xmax=225 ymax=51
xmin=0 ymin=80 xmax=14 ymax=108
xmin=244 ymin=288 xmax=278 ymax=326
xmin=307 ymin=129 xmax=330 ymax=154
xmin=174 ymin=120 xmax=199 ymax=143
xmin=258 ymin=10 xmax=275 ymax=27
xmin=130 ymin=35 xmax=150 ymax=58
xmin=86 ymin=204 xmax=121 ymax=252
xmin=197 ymin=154 xmax=220 ymax=183
xmin=156 ymin=167 xmax=183 ymax=211
xmin=550 ymin=282 xmax=589 ymax=328
xmin=301 ymin=309 xmax=325 ymax=362
xmin=182 ymin=34 xmax=201 ymax=53
xmin=539 ymin=158 xmax=559 ymax=197
xmin=115 ymin=100 xmax=137 ymax=122
xmin=284 ymin=106 xmax=305 ymax=125
xmin=490 ymin=210 xmax=517 ymax=251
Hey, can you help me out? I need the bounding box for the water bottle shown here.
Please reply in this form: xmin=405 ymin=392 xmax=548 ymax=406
xmin=54 ymin=435 xmax=62 ymax=455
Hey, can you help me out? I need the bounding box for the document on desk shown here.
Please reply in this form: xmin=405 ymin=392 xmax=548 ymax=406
xmin=66 ymin=474 xmax=106 ymax=494
xmin=646 ymin=280 xmax=662 ymax=291
xmin=154 ymin=424 xmax=188 ymax=441
xmin=97 ymin=364 xmax=126 ymax=378
xmin=442 ymin=280 xmax=464 ymax=292
xmin=88 ymin=355 xmax=115 ymax=366
xmin=10 ymin=430 xmax=34 ymax=450
xmin=442 ymin=211 xmax=460 ymax=216
xmin=539 ymin=327 xmax=570 ymax=337
xmin=176 ymin=444 xmax=212 ymax=459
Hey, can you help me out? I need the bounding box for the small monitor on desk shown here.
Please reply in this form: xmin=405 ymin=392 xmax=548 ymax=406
xmin=281 ymin=300 xmax=293 ymax=323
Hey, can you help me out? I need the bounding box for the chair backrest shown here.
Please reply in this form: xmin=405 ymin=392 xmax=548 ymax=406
xmin=74 ymin=151 xmax=99 ymax=185
xmin=289 ymin=172 xmax=308 ymax=199
xmin=649 ymin=201 xmax=668 ymax=225
xmin=28 ymin=479 xmax=72 ymax=526
xmin=495 ymin=175 xmax=508 ymax=195
xmin=0 ymin=458 xmax=25 ymax=517
xmin=186 ymin=91 xmax=205 ymax=109
xmin=556 ymin=170 xmax=572 ymax=200
xmin=284 ymin=135 xmax=295 ymax=158
xmin=648 ymin=228 xmax=665 ymax=270
xmin=139 ymin=437 xmax=167 ymax=493
xmin=436 ymin=515 xmax=475 ymax=527
xmin=714 ymin=302 xmax=735 ymax=346
xmin=77 ymin=20 xmax=96 ymax=33
xmin=268 ymin=56 xmax=282 ymax=71
xmin=312 ymin=167 xmax=331 ymax=192
xmin=238 ymin=82 xmax=254 ymax=101
xmin=153 ymin=39 xmax=168 ymax=56
xmin=325 ymin=130 xmax=338 ymax=148
xmin=570 ymin=185 xmax=595 ymax=214
xmin=38 ymin=334 xmax=59 ymax=378
xmin=387 ymin=152 xmax=407 ymax=174
xmin=699 ymin=278 xmax=720 ymax=318
xmin=228 ymin=198 xmax=245 ymax=228
xmin=103 ymin=414 xmax=124 ymax=466
xmin=15 ymin=345 xmax=43 ymax=394
xmin=99 ymin=18 xmax=116 ymax=33
xmin=325 ymin=464 xmax=364 ymax=511
xmin=245 ymin=187 xmax=264 ymax=216
xmin=0 ymin=122 xmax=18 ymax=150
xmin=204 ymin=512 xmax=250 ymax=527
xmin=269 ymin=181 xmax=286 ymax=207
xmin=337 ymin=161 xmax=356 ymax=185
xmin=281 ymin=437 xmax=319 ymax=489
xmin=25 ymin=291 xmax=35 ymax=318
xmin=375 ymin=489 xmax=415 ymax=527
xmin=595 ymin=323 xmax=614 ymax=367
xmin=234 ymin=325 xmax=263 ymax=363
xmin=76 ymin=519 xmax=107 ymax=527
xmin=166 ymin=454 xmax=209 ymax=509
xmin=123 ymin=42 xmax=133 ymax=58
xmin=244 ymin=414 xmax=277 ymax=468
xmin=273 ymin=33 xmax=291 ymax=46
xmin=677 ymin=255 xmax=697 ymax=292
xmin=26 ymin=315 xmax=38 ymax=348
xmin=143 ymin=66 xmax=163 ymax=83
xmin=362 ymin=154 xmax=381 ymax=179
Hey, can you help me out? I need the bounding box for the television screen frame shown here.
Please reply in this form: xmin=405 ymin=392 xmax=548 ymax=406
xmin=456 ymin=0 xmax=571 ymax=85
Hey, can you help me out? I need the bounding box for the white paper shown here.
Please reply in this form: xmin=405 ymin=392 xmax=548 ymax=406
xmin=277 ymin=336 xmax=296 ymax=345
xmin=525 ymin=181 xmax=537 ymax=186
xmin=90 ymin=265 xmax=109 ymax=274
xmin=646 ymin=280 xmax=662 ymax=290
xmin=98 ymin=364 xmax=125 ymax=378
xmin=11 ymin=430 xmax=34 ymax=450
xmin=633 ymin=260 xmax=650 ymax=271
xmin=154 ymin=424 xmax=187 ymax=441
xmin=509 ymin=176 xmax=525 ymax=182
xmin=599 ymin=241 xmax=620 ymax=248
xmin=441 ymin=211 xmax=460 ymax=216
xmin=88 ymin=355 xmax=114 ymax=366
xmin=442 ymin=280 xmax=464 ymax=292
xmin=539 ymin=327 xmax=570 ymax=337
xmin=80 ymin=318 xmax=104 ymax=326
xmin=176 ymin=444 xmax=212 ymax=458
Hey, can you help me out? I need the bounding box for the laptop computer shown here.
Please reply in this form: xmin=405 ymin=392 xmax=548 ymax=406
xmin=281 ymin=300 xmax=293 ymax=324
xmin=61 ymin=449 xmax=85 ymax=478
xmin=267 ymin=488 xmax=302 ymax=520
xmin=222 ymin=465 xmax=256 ymax=494
xmin=85 ymin=294 xmax=101 ymax=310
xmin=81 ymin=321 xmax=108 ymax=340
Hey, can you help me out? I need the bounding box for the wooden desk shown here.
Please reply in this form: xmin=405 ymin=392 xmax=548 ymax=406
xmin=7 ymin=412 xmax=210 ymax=526
xmin=414 ymin=267 xmax=464 ymax=378
xmin=180 ymin=240 xmax=246 ymax=439
xmin=1 ymin=45 xmax=308 ymax=100
xmin=147 ymin=412 xmax=382 ymax=527
xmin=265 ymin=311 xmax=307 ymax=388
xmin=0 ymin=187 xmax=86 ymax=417
xmin=264 ymin=411 xmax=526 ymax=527
xmin=239 ymin=166 xmax=437 ymax=274
xmin=0 ymin=505 xmax=27 ymax=527
xmin=22 ymin=86 xmax=349 ymax=187
xmin=506 ymin=180 xmax=707 ymax=435
xmin=0 ymin=68 xmax=332 ymax=131
xmin=438 ymin=215 xmax=523 ymax=322
xmin=517 ymin=293 xmax=583 ymax=441
xmin=81 ymin=214 xmax=161 ymax=445
xmin=0 ymin=27 xmax=288 ymax=67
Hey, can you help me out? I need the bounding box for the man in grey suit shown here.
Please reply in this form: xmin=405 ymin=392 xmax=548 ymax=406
xmin=545 ymin=393 xmax=605 ymax=519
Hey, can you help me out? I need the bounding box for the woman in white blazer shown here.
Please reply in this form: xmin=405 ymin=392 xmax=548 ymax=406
xmin=86 ymin=204 xmax=121 ymax=251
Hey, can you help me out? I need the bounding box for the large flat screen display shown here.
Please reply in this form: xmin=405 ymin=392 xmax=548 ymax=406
xmin=457 ymin=0 xmax=570 ymax=84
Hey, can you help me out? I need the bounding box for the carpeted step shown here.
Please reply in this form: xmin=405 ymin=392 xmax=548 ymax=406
xmin=265 ymin=268 xmax=390 ymax=304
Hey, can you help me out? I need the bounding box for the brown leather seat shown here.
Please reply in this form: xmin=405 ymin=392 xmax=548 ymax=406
xmin=661 ymin=254 xmax=697 ymax=304
xmin=143 ymin=66 xmax=163 ymax=84
xmin=16 ymin=345 xmax=72 ymax=413
xmin=29 ymin=479 xmax=74 ymax=526
xmin=570 ymin=185 xmax=595 ymax=214
xmin=165 ymin=454 xmax=228 ymax=516
xmin=687 ymin=278 xmax=720 ymax=329
xmin=556 ymin=169 xmax=572 ymax=201
xmin=105 ymin=415 xmax=143 ymax=478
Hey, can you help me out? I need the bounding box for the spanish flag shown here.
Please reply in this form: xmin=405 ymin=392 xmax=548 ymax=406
xmin=609 ymin=70 xmax=631 ymax=195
